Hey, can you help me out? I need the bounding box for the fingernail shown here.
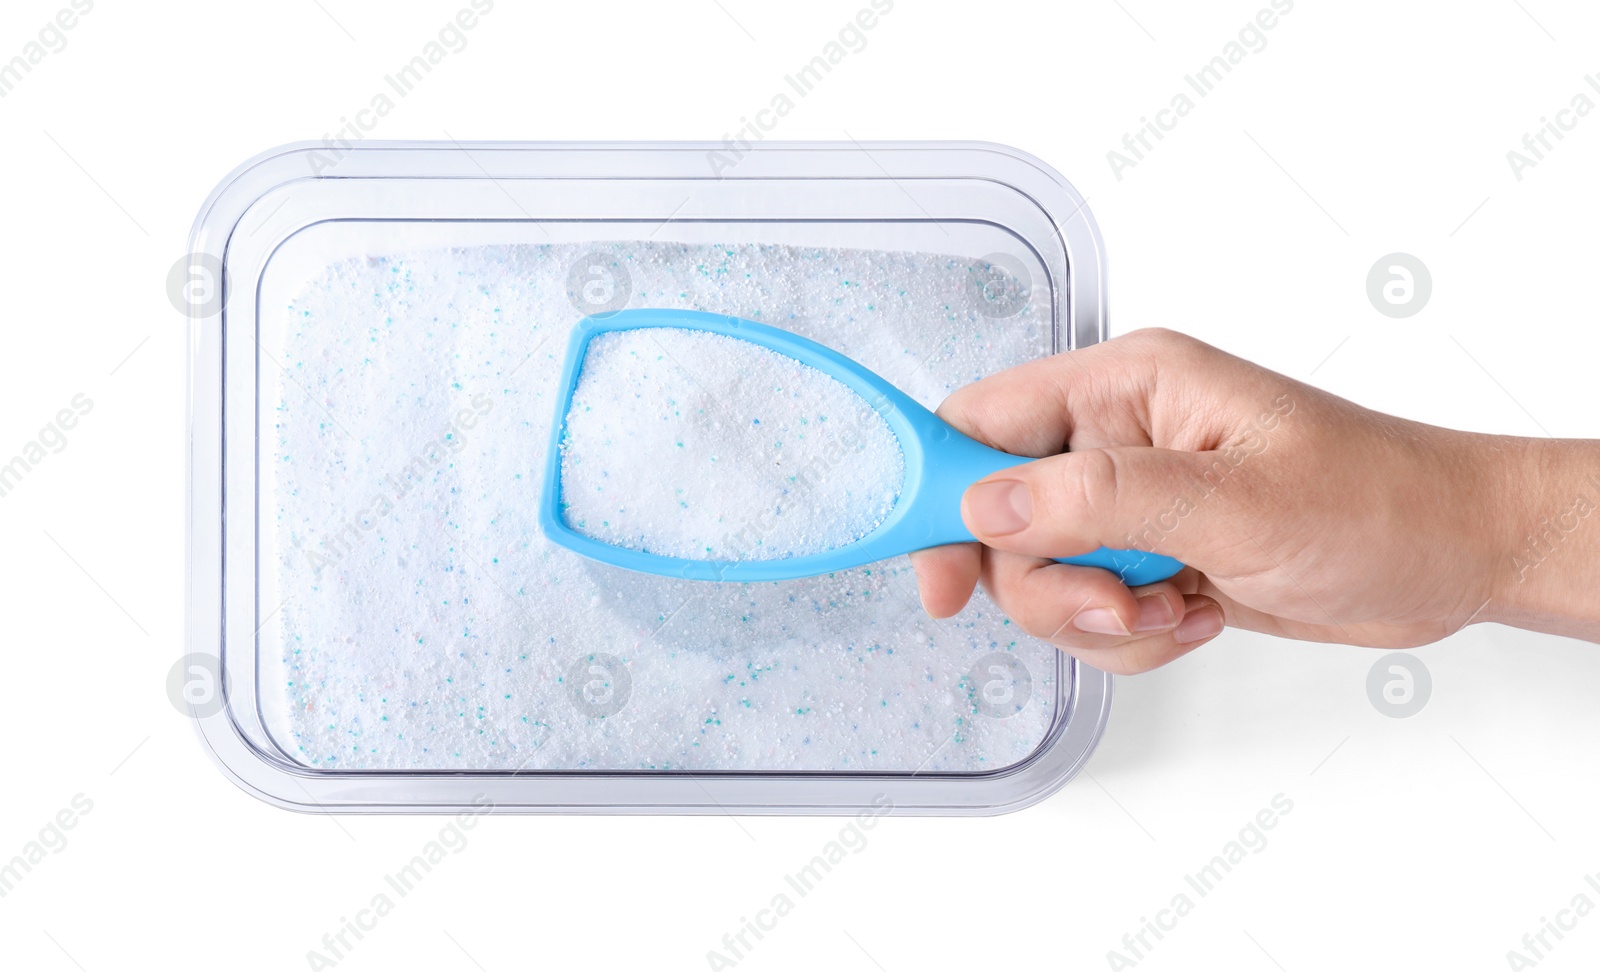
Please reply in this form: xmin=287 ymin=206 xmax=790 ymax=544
xmin=1174 ymin=606 xmax=1223 ymax=644
xmin=1133 ymin=594 xmax=1176 ymax=632
xmin=1071 ymin=606 xmax=1130 ymax=637
xmin=967 ymin=480 xmax=1031 ymax=536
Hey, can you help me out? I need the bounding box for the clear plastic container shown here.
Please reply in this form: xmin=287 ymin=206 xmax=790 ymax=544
xmin=183 ymin=140 xmax=1113 ymax=814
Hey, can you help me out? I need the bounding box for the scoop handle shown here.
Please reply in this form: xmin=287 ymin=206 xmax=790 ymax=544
xmin=916 ymin=420 xmax=1186 ymax=587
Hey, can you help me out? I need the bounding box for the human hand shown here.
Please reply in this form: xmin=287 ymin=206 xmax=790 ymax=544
xmin=909 ymin=328 xmax=1600 ymax=673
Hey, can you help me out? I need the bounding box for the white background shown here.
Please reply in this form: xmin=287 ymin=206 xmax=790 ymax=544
xmin=2 ymin=1 xmax=1598 ymax=969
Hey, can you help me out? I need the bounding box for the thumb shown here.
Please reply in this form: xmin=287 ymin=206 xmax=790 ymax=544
xmin=960 ymin=446 xmax=1250 ymax=568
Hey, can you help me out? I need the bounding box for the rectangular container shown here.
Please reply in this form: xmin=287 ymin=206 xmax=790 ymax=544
xmin=183 ymin=140 xmax=1113 ymax=814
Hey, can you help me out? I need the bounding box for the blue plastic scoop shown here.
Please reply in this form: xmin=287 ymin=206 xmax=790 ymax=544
xmin=540 ymin=308 xmax=1184 ymax=586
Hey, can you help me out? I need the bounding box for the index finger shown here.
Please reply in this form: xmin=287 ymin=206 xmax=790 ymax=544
xmin=933 ymin=327 xmax=1264 ymax=457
